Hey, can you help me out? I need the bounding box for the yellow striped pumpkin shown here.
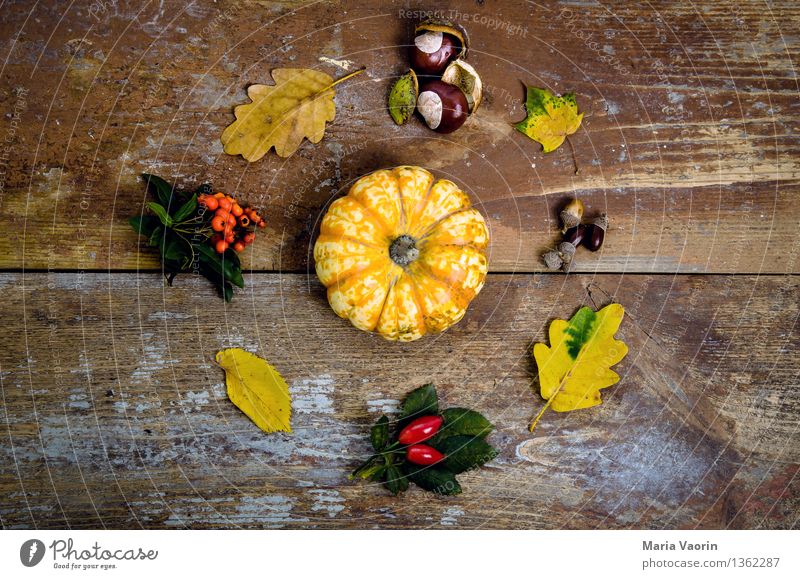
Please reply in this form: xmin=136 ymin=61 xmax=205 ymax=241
xmin=314 ymin=166 xmax=489 ymax=341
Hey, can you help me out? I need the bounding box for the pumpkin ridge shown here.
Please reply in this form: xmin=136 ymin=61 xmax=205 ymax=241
xmin=392 ymin=168 xmax=409 ymax=232
xmin=350 ymin=263 xmax=398 ymax=331
xmin=317 ymin=233 xmax=385 ymax=251
xmin=346 ymin=193 xmax=396 ymax=237
xmin=416 ymin=206 xmax=473 ymax=241
xmin=405 ymin=174 xmax=438 ymax=234
xmin=375 ymin=273 xmax=400 ymax=339
xmin=405 ymin=272 xmax=432 ymax=335
xmin=411 ymin=259 xmax=474 ymax=306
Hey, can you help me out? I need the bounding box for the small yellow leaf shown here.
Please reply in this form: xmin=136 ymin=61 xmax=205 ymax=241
xmin=221 ymin=68 xmax=363 ymax=161
xmin=514 ymin=86 xmax=584 ymax=153
xmin=530 ymin=304 xmax=628 ymax=431
xmin=216 ymin=348 xmax=292 ymax=433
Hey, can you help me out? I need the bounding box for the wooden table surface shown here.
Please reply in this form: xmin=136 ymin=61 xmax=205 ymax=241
xmin=1 ymin=0 xmax=799 ymax=529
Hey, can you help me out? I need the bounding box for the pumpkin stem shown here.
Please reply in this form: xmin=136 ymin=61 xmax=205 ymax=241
xmin=389 ymin=234 xmax=419 ymax=266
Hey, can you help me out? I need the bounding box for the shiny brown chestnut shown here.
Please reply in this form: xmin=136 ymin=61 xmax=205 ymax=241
xmin=410 ymin=31 xmax=460 ymax=76
xmin=417 ymin=80 xmax=469 ymax=133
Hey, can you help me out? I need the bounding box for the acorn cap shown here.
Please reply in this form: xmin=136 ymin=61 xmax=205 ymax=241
xmin=441 ymin=59 xmax=483 ymax=114
xmin=415 ymin=19 xmax=469 ymax=59
xmin=543 ymin=250 xmax=563 ymax=270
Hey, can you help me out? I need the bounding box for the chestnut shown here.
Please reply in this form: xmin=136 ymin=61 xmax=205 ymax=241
xmin=410 ymin=31 xmax=461 ymax=76
xmin=417 ymin=80 xmax=469 ymax=133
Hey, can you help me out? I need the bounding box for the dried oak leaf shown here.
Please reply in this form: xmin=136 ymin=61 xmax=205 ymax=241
xmin=530 ymin=304 xmax=628 ymax=431
xmin=514 ymin=85 xmax=583 ymax=153
xmin=216 ymin=348 xmax=292 ymax=433
xmin=221 ymin=68 xmax=362 ymax=161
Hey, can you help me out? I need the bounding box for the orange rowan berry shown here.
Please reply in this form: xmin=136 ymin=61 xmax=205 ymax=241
xmin=225 ymin=233 xmax=235 ymax=244
xmin=214 ymin=192 xmax=224 ymax=199
xmin=238 ymin=215 xmax=250 ymax=228
xmin=215 ymin=240 xmax=228 ymax=253
xmin=233 ymin=242 xmax=245 ymax=252
xmin=231 ymin=204 xmax=243 ymax=217
xmin=211 ymin=216 xmax=226 ymax=232
xmin=258 ymin=221 xmax=266 ymax=228
xmin=215 ymin=209 xmax=230 ymax=222
xmin=218 ymin=198 xmax=232 ymax=211
xmin=244 ymin=232 xmax=255 ymax=244
xmin=202 ymin=196 xmax=219 ymax=211
xmin=227 ymin=214 xmax=237 ymax=227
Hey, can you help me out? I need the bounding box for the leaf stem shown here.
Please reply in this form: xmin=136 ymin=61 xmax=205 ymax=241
xmin=329 ymin=68 xmax=365 ymax=88
xmin=566 ymin=136 xmax=579 ymax=175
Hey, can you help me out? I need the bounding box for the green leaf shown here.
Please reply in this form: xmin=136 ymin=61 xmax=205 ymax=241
xmin=222 ymin=283 xmax=234 ymax=302
xmin=142 ymin=173 xmax=174 ymax=207
xmin=400 ymin=384 xmax=438 ymax=420
xmin=222 ymin=249 xmax=245 ymax=288
xmin=197 ymin=245 xmax=245 ymax=288
xmin=147 ymin=202 xmax=173 ymax=227
xmin=385 ymin=464 xmax=409 ymax=495
xmin=405 ymin=465 xmax=461 ymax=495
xmin=352 ymin=461 xmax=385 ymax=481
xmin=148 ymin=225 xmax=164 ymax=247
xmin=513 ymin=86 xmax=584 ymax=153
xmin=370 ymin=415 xmax=389 ymax=451
xmin=433 ymin=435 xmax=498 ymax=474
xmin=172 ymin=193 xmax=197 ymax=222
xmin=432 ymin=408 xmax=493 ymax=443
xmin=163 ymin=235 xmax=190 ymax=263
xmin=129 ymin=215 xmax=159 ymax=237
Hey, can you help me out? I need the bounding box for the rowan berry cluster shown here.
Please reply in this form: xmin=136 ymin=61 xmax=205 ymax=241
xmin=199 ymin=192 xmax=265 ymax=254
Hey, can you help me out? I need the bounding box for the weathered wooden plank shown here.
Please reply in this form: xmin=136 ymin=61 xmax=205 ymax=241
xmin=1 ymin=272 xmax=797 ymax=529
xmin=0 ymin=0 xmax=798 ymax=272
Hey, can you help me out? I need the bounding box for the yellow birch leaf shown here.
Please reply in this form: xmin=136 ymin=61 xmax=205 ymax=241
xmin=221 ymin=68 xmax=363 ymax=161
xmin=530 ymin=304 xmax=628 ymax=431
xmin=514 ymin=85 xmax=584 ymax=153
xmin=216 ymin=348 xmax=292 ymax=433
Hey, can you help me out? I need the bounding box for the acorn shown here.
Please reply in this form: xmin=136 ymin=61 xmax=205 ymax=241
xmin=417 ymin=79 xmax=469 ymax=133
xmin=583 ymin=213 xmax=608 ymax=252
xmin=559 ymin=198 xmax=584 ymax=233
xmin=562 ymin=224 xmax=586 ymax=247
xmin=409 ymin=19 xmax=468 ymax=76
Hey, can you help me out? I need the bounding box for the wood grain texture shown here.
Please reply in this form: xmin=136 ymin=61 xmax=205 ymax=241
xmin=1 ymin=272 xmax=798 ymax=529
xmin=0 ymin=0 xmax=798 ymax=272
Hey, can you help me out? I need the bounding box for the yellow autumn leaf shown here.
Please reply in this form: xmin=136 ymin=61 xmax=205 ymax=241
xmin=514 ymin=85 xmax=584 ymax=153
xmin=530 ymin=304 xmax=628 ymax=431
xmin=221 ymin=68 xmax=363 ymax=161
xmin=216 ymin=348 xmax=292 ymax=433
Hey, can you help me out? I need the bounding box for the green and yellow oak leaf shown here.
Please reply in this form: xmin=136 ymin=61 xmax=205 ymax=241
xmin=530 ymin=304 xmax=628 ymax=431
xmin=514 ymin=85 xmax=583 ymax=153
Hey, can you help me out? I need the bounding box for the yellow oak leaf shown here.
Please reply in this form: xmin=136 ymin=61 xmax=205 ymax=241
xmin=216 ymin=348 xmax=292 ymax=433
xmin=221 ymin=68 xmax=363 ymax=161
xmin=530 ymin=304 xmax=628 ymax=431
xmin=514 ymin=85 xmax=584 ymax=153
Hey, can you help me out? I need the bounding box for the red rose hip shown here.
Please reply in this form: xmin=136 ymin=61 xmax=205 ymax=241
xmin=406 ymin=444 xmax=445 ymax=466
xmin=398 ymin=415 xmax=443 ymax=445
